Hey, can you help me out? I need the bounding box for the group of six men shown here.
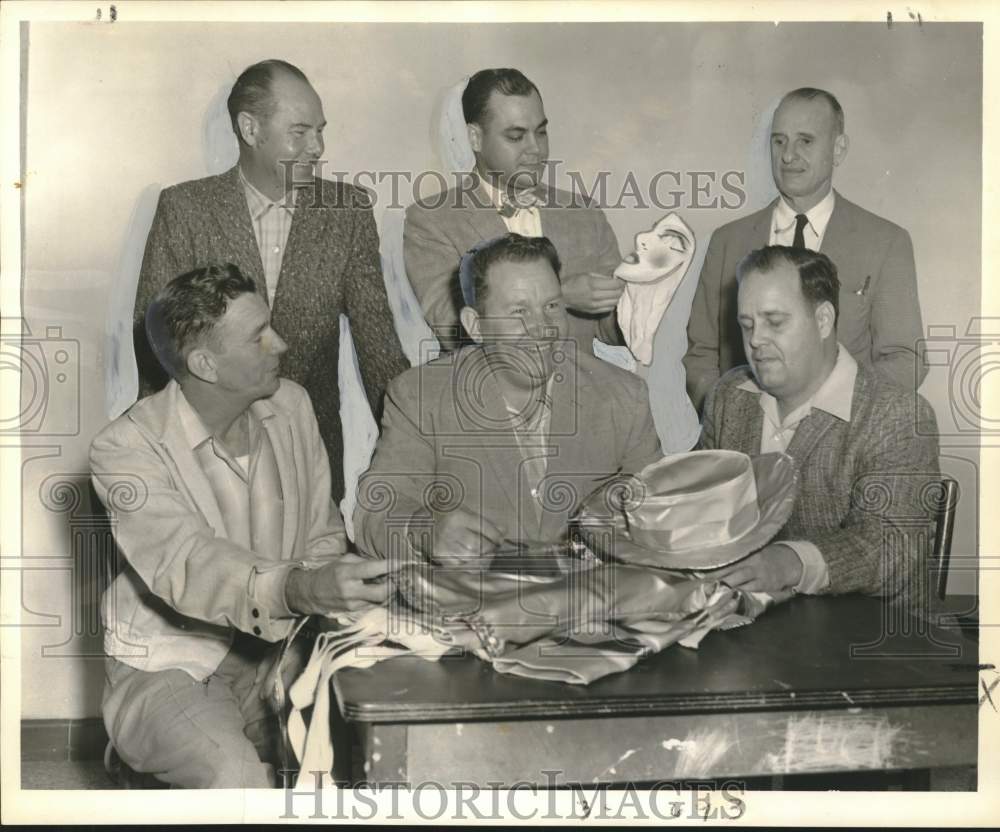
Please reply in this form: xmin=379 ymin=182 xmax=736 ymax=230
xmin=90 ymin=60 xmax=939 ymax=787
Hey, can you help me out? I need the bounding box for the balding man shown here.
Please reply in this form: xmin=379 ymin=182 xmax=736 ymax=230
xmin=684 ymin=87 xmax=926 ymax=413
xmin=133 ymin=59 xmax=409 ymax=501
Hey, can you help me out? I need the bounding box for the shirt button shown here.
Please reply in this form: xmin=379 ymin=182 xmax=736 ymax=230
xmin=252 ymin=626 xmax=262 ymax=636
xmin=272 ymin=246 xmax=280 ymax=253
xmin=251 ymin=608 xmax=260 ymax=618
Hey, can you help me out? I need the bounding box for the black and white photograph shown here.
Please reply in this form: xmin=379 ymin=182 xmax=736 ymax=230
xmin=1 ymin=0 xmax=996 ymax=825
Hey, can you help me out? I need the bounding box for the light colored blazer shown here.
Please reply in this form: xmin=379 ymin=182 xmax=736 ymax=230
xmin=403 ymin=178 xmax=623 ymax=353
xmin=91 ymin=379 xmax=345 ymax=680
xmin=133 ymin=165 xmax=410 ymax=500
xmin=699 ymin=362 xmax=939 ymax=599
xmin=354 ymin=347 xmax=663 ymax=558
xmin=684 ymin=192 xmax=927 ymax=411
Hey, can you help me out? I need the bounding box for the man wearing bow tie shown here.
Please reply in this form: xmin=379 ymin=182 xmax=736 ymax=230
xmin=404 ymin=68 xmax=626 ymax=355
xmin=684 ymin=87 xmax=926 ymax=413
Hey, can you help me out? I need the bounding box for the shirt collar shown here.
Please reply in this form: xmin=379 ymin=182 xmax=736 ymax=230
xmin=239 ymin=166 xmax=297 ymax=220
xmin=175 ymin=386 xmax=214 ymax=450
xmin=773 ymin=188 xmax=836 ymax=239
xmin=175 ymin=387 xmax=268 ymax=451
xmin=738 ymin=343 xmax=857 ymax=424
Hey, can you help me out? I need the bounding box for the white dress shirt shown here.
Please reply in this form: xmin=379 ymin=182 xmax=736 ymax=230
xmin=737 ymin=344 xmax=859 ymax=594
xmin=769 ymin=189 xmax=836 ymax=251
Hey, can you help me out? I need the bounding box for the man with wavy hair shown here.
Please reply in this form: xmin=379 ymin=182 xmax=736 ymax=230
xmin=94 ymin=264 xmax=394 ymax=788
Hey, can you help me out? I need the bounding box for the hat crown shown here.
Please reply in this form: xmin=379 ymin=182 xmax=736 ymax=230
xmin=627 ymin=450 xmax=761 ymax=553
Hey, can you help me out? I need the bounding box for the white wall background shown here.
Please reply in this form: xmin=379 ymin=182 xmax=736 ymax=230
xmin=16 ymin=21 xmax=982 ymax=718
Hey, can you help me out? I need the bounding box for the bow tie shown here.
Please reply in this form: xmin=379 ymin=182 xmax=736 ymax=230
xmin=498 ymin=190 xmax=540 ymax=218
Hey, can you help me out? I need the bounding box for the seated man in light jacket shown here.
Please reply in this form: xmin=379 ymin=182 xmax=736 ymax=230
xmin=91 ymin=263 xmax=395 ymax=788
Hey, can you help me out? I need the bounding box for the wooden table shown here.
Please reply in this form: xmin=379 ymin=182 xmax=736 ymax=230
xmin=332 ymin=595 xmax=980 ymax=787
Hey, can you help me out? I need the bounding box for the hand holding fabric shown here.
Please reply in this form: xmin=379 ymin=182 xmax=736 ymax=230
xmin=710 ymin=543 xmax=803 ymax=595
xmin=429 ymin=505 xmax=506 ymax=566
xmin=285 ymin=553 xmax=399 ymax=615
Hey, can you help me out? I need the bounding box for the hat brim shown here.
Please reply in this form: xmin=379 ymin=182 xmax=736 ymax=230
xmin=576 ymin=452 xmax=798 ymax=570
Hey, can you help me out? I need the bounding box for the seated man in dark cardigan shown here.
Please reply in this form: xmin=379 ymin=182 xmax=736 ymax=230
xmin=699 ymin=245 xmax=939 ymax=603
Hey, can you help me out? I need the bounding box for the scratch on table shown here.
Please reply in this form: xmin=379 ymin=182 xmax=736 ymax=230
xmin=674 ymin=727 xmax=737 ymax=778
xmin=592 ymin=748 xmax=640 ymax=781
xmin=840 ymin=691 xmax=857 ymax=705
xmin=762 ymin=712 xmax=901 ymax=773
xmin=773 ymin=679 xmax=792 ymax=690
xmin=661 ymin=738 xmax=696 ymax=751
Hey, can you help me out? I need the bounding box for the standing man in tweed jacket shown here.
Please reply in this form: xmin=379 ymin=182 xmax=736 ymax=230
xmin=699 ymin=246 xmax=939 ymax=602
xmin=133 ymin=59 xmax=409 ymax=501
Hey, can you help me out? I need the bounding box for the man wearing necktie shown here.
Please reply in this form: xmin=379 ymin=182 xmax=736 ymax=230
xmin=684 ymin=87 xmax=926 ymax=413
xmin=132 ymin=59 xmax=409 ymax=502
xmin=94 ymin=265 xmax=396 ymax=787
xmin=404 ymin=68 xmax=626 ymax=356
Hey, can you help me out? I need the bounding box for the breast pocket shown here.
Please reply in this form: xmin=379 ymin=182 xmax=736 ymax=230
xmin=837 ymin=274 xmax=874 ymax=353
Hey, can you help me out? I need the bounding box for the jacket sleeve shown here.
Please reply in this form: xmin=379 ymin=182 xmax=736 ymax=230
xmin=353 ymin=375 xmax=438 ymax=560
xmin=870 ymin=227 xmax=927 ymax=389
xmin=90 ymin=420 xmax=297 ymax=643
xmin=589 ymin=207 xmax=625 ymax=346
xmin=134 ymin=189 xmax=191 ymax=397
xmin=342 ymin=190 xmax=411 ymax=426
xmin=683 ymin=228 xmax=726 ymax=413
xmin=299 ymin=386 xmax=349 ymax=558
xmin=620 ymin=375 xmax=664 ymax=474
xmin=809 ymin=395 xmax=939 ymax=601
xmin=402 ymin=202 xmax=466 ymax=350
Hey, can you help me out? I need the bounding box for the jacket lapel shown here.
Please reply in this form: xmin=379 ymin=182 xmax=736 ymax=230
xmin=254 ymin=399 xmax=299 ymax=559
xmin=727 ymin=384 xmax=765 ymax=455
xmin=211 ymin=167 xmax=268 ymax=301
xmin=461 ymin=181 xmax=507 ymax=247
xmin=148 ymin=384 xmax=227 ymax=536
xmin=272 ymin=181 xmax=329 ymax=320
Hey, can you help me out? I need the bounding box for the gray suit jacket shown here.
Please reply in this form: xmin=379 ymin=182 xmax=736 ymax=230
xmin=699 ymin=362 xmax=939 ymax=599
xmin=91 ymin=379 xmax=345 ymax=680
xmin=684 ymin=192 xmax=927 ymax=411
xmin=354 ymin=347 xmax=662 ymax=558
xmin=403 ymin=177 xmax=623 ymax=354
xmin=133 ymin=165 xmax=410 ymax=500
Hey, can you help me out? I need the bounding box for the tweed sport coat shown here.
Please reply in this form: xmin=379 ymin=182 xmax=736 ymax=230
xmin=90 ymin=379 xmax=346 ymax=680
xmin=133 ymin=165 xmax=409 ymax=500
xmin=699 ymin=362 xmax=940 ymax=600
xmin=403 ymin=177 xmax=623 ymax=354
xmin=684 ymin=192 xmax=927 ymax=412
xmin=353 ymin=346 xmax=663 ymax=559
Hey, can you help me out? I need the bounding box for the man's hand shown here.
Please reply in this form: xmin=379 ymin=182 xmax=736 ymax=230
xmin=710 ymin=544 xmax=804 ymax=594
xmin=429 ymin=505 xmax=506 ymax=566
xmin=285 ymin=553 xmax=399 ymax=615
xmin=561 ymin=272 xmax=625 ymax=315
